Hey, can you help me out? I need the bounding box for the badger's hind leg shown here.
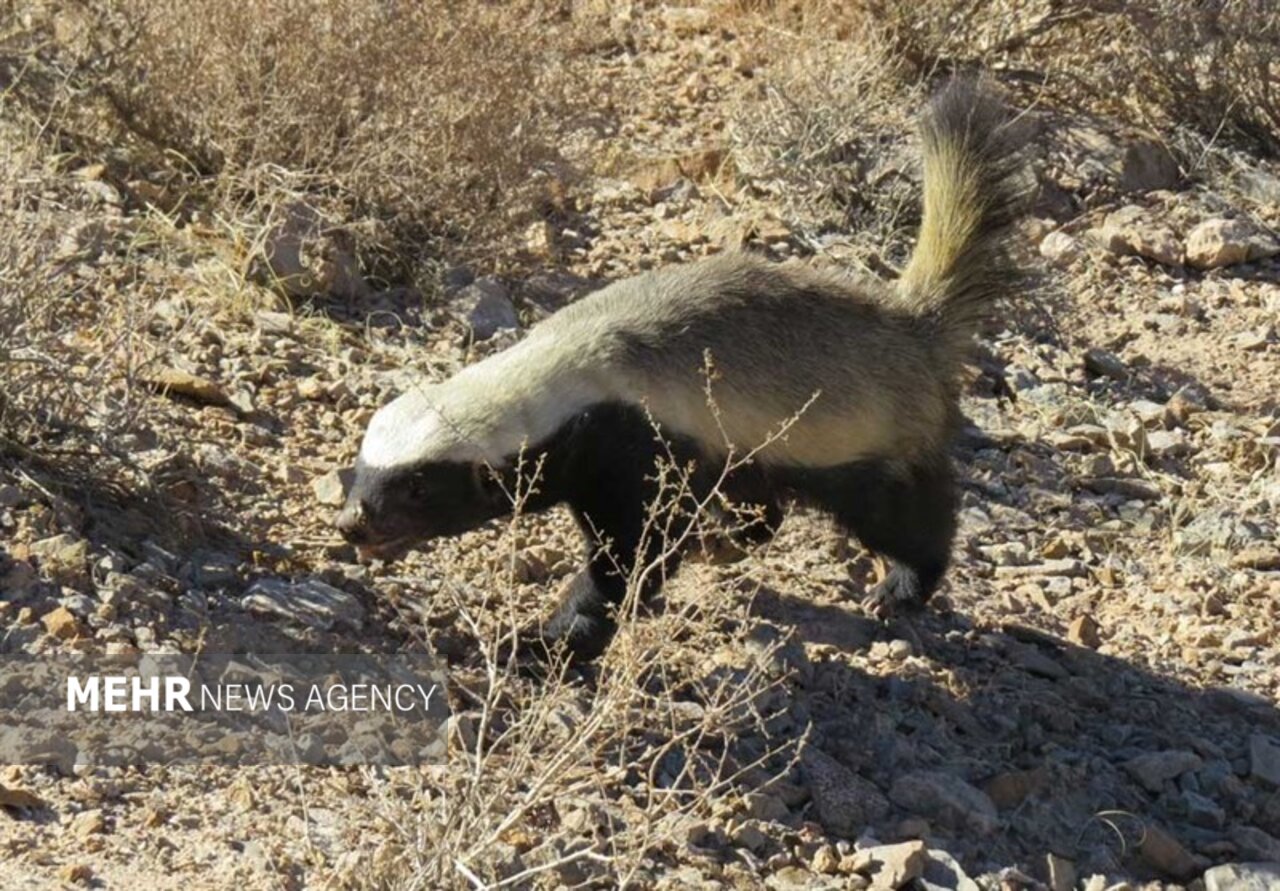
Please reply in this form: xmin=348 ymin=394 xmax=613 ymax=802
xmin=805 ymin=458 xmax=957 ymax=619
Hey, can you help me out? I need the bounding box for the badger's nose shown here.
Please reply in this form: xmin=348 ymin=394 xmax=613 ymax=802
xmin=335 ymin=500 xmax=369 ymax=541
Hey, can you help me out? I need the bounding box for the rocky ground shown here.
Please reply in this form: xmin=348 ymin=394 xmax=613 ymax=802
xmin=2 ymin=6 xmax=1279 ymax=891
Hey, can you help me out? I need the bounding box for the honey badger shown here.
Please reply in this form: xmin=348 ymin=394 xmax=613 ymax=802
xmin=336 ymin=79 xmax=1029 ymax=662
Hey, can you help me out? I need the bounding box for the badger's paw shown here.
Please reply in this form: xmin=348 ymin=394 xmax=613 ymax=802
xmin=862 ymin=566 xmax=931 ymax=621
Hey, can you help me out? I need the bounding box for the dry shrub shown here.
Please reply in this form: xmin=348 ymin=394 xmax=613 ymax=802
xmin=362 ymin=427 xmax=807 ymax=888
xmin=728 ymin=0 xmax=1279 ymax=155
xmin=4 ymin=0 xmax=580 ymax=264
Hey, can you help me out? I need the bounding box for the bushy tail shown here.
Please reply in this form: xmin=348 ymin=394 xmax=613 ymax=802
xmin=898 ymin=78 xmax=1030 ymax=364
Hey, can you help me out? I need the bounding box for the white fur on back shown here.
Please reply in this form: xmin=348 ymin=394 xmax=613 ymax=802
xmin=359 ymin=255 xmax=950 ymax=473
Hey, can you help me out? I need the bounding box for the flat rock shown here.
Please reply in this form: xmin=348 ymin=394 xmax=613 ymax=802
xmin=241 ymin=578 xmax=364 ymax=631
xmin=1185 ymin=217 xmax=1280 ymax=269
xmin=1138 ymin=825 xmax=1198 ymax=879
xmin=1092 ymin=206 xmax=1184 ymax=266
xmin=41 ymin=606 xmax=88 ymax=640
xmin=1124 ymin=750 xmax=1202 ymax=792
xmin=919 ymin=848 xmax=979 ymax=891
xmin=849 ymin=840 xmax=927 ymax=890
xmin=1203 ymin=862 xmax=1280 ymax=891
xmin=1251 ymin=735 xmax=1280 ymax=788
xmin=311 ymin=469 xmax=351 ymax=507
xmin=889 ymin=771 xmax=998 ymax=836
xmin=801 ymin=747 xmax=889 ymax=838
xmin=1040 ymin=231 xmax=1083 ymax=267
xmin=142 ymin=368 xmax=228 ymax=406
xmin=455 ymin=278 xmax=518 ymax=340
xmin=1230 ymin=826 xmax=1280 ymax=862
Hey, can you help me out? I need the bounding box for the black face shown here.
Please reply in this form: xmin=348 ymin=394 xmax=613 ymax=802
xmin=334 ymin=459 xmax=507 ymax=559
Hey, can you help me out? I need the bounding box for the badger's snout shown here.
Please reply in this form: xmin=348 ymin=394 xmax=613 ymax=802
xmin=335 ymin=498 xmax=370 ymax=542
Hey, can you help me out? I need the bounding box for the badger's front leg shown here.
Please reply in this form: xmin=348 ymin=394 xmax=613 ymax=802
xmin=532 ymin=403 xmax=688 ymax=663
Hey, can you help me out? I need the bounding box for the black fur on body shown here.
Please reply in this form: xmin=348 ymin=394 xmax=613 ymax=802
xmin=337 ymin=79 xmax=1029 ymax=663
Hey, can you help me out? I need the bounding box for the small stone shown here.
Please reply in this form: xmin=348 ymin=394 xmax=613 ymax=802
xmin=297 ymin=377 xmax=327 ymax=400
xmin=920 ymin=848 xmax=979 ymax=891
xmin=889 ymin=771 xmax=998 ymax=835
xmin=141 ymin=367 xmax=228 ymax=406
xmin=1203 ymin=862 xmax=1280 ymax=891
xmin=1040 ymin=231 xmax=1083 ymax=267
xmin=311 ymin=469 xmax=351 ymax=507
xmin=254 ymin=310 xmax=295 ymax=336
xmin=887 ymin=639 xmax=914 ymax=660
xmin=455 ymin=278 xmax=518 ymax=340
xmin=71 ymin=808 xmax=106 ymax=837
xmin=1182 ymin=789 xmax=1226 ymax=828
xmin=1067 ymin=615 xmax=1102 ymax=648
xmin=58 ymin=864 xmax=93 ymax=884
xmin=0 ymin=784 xmax=46 ymax=810
xmin=811 ymin=844 xmax=840 ymax=875
xmin=1250 ymin=735 xmax=1280 ymax=788
xmin=241 ymin=577 xmax=364 ymax=631
xmin=1083 ymin=347 xmax=1129 ymax=381
xmin=1138 ymin=824 xmax=1198 ymax=879
xmin=983 ymin=766 xmax=1049 ymax=810
xmin=849 ymin=840 xmax=927 ymax=890
xmin=1186 ymin=218 xmax=1280 ymax=269
xmin=1232 ymin=827 xmax=1280 ymax=861
xmin=745 ymin=791 xmax=790 ymax=822
xmin=801 ymin=748 xmax=890 ymax=837
xmin=41 ymin=606 xmax=88 ymax=641
xmin=731 ymin=821 xmax=768 ymax=852
xmin=1124 ymin=750 xmax=1202 ymax=792
xmin=29 ymin=533 xmax=90 ymax=586
xmin=1046 ymin=853 xmax=1077 ymax=891
xmin=1093 ymin=206 xmax=1184 ymax=266
xmin=0 ymin=484 xmax=24 ymax=508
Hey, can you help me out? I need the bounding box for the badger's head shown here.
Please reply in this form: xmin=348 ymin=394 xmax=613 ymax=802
xmin=335 ymin=387 xmax=507 ymax=560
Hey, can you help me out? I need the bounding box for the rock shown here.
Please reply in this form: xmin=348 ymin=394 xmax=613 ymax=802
xmin=455 ymin=278 xmax=518 ymax=340
xmin=254 ymin=310 xmax=295 ymax=336
xmin=889 ymin=771 xmax=998 ymax=836
xmin=29 ymin=533 xmax=89 ymax=586
xmin=0 ymin=784 xmax=46 ymax=811
xmin=1040 ymin=231 xmax=1083 ymax=267
xmin=848 ymin=841 xmax=927 ymax=890
xmin=311 ymin=469 xmax=351 ymax=507
xmin=1119 ymin=139 xmax=1180 ymax=193
xmin=1067 ymin=615 xmax=1102 ymax=648
xmin=811 ymin=844 xmax=840 ymax=875
xmin=983 ymin=766 xmax=1049 ymax=810
xmin=1145 ymin=429 xmax=1190 ymax=458
xmin=1138 ymin=825 xmax=1198 ymax=879
xmin=745 ymin=791 xmax=791 ymax=822
xmin=1251 ymin=735 xmax=1280 ymax=788
xmin=141 ymin=367 xmax=228 ymax=406
xmin=58 ymin=863 xmax=93 ymax=884
xmin=1124 ymin=750 xmax=1202 ymax=792
xmin=1203 ymin=862 xmax=1280 ymax=891
xmin=0 ymin=484 xmax=25 ymax=508
xmin=258 ymin=200 xmax=369 ymax=299
xmin=1093 ymin=206 xmax=1184 ymax=266
xmin=241 ymin=578 xmax=364 ymax=631
xmin=1232 ymin=826 xmax=1280 ymax=861
xmin=41 ymin=606 xmax=88 ymax=640
xmin=1182 ymin=790 xmax=1226 ymax=828
xmin=1083 ymin=348 xmax=1129 ymax=381
xmin=730 ymin=822 xmax=767 ymax=852
xmin=801 ymin=748 xmax=889 ymax=837
xmin=1185 ymin=218 xmax=1280 ymax=269
xmin=919 ymin=848 xmax=979 ymax=891
xmin=1046 ymin=853 xmax=1077 ymax=891
xmin=71 ymin=808 xmax=106 ymax=836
